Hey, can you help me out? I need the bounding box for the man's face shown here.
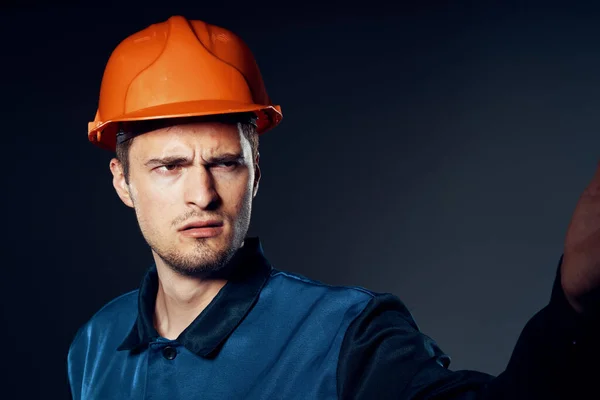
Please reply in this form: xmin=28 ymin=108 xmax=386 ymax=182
xmin=110 ymin=121 xmax=259 ymax=277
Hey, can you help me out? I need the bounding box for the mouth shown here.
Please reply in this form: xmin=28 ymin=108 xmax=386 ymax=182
xmin=179 ymin=220 xmax=224 ymax=238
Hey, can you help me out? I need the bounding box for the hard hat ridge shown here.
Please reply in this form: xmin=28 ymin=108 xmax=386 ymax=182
xmin=88 ymin=15 xmax=282 ymax=151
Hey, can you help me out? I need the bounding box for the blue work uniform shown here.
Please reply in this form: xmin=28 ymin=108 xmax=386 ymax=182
xmin=67 ymin=237 xmax=599 ymax=399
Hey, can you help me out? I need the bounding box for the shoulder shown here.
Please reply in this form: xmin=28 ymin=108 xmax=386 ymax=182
xmin=67 ymin=290 xmax=140 ymax=394
xmin=266 ymin=268 xmax=414 ymax=322
xmin=68 ymin=289 xmax=139 ymax=353
xmin=269 ymin=268 xmax=376 ymax=302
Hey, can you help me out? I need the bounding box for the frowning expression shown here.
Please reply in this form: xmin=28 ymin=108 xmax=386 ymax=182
xmin=110 ymin=121 xmax=259 ymax=277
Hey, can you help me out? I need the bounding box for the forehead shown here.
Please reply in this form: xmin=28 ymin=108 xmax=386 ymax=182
xmin=129 ymin=122 xmax=246 ymax=157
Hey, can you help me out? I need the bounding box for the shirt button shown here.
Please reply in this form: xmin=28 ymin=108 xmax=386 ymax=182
xmin=162 ymin=346 xmax=177 ymax=360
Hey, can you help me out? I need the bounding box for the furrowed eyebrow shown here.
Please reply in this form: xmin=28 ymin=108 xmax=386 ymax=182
xmin=144 ymin=156 xmax=190 ymax=167
xmin=143 ymin=153 xmax=244 ymax=167
xmin=206 ymin=153 xmax=245 ymax=164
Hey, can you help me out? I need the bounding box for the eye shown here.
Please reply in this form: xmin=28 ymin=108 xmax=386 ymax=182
xmin=213 ymin=161 xmax=239 ymax=169
xmin=156 ymin=164 xmax=182 ymax=173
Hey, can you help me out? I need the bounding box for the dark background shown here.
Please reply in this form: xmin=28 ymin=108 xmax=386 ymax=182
xmin=2 ymin=2 xmax=600 ymax=398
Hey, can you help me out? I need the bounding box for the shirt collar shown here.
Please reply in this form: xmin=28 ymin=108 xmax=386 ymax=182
xmin=117 ymin=237 xmax=272 ymax=358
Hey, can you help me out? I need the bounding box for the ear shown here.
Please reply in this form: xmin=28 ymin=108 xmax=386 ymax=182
xmin=109 ymin=158 xmax=135 ymax=208
xmin=252 ymin=152 xmax=261 ymax=198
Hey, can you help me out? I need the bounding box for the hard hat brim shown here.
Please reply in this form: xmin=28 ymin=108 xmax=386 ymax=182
xmin=88 ymin=99 xmax=282 ymax=151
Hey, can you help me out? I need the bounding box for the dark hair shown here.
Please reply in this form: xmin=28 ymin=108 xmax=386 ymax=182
xmin=115 ymin=113 xmax=259 ymax=183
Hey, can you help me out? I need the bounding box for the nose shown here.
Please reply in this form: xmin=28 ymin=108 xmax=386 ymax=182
xmin=183 ymin=165 xmax=220 ymax=210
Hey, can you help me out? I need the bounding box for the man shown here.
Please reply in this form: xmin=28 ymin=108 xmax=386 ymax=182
xmin=68 ymin=15 xmax=599 ymax=399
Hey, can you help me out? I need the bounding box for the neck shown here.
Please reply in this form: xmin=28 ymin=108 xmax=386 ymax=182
xmin=152 ymin=260 xmax=228 ymax=340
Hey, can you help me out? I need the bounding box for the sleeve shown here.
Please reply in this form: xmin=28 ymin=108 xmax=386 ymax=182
xmin=336 ymin=256 xmax=600 ymax=399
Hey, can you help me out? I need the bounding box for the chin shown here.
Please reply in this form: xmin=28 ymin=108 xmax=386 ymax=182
xmin=173 ymin=246 xmax=238 ymax=278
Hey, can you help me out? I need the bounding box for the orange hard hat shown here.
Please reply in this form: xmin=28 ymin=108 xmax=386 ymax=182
xmin=88 ymin=15 xmax=282 ymax=151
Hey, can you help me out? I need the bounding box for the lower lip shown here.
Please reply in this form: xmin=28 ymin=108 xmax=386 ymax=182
xmin=180 ymin=226 xmax=224 ymax=238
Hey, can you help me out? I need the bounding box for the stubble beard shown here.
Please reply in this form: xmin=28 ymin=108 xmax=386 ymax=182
xmin=155 ymin=237 xmax=240 ymax=278
xmin=141 ymin=204 xmax=252 ymax=279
